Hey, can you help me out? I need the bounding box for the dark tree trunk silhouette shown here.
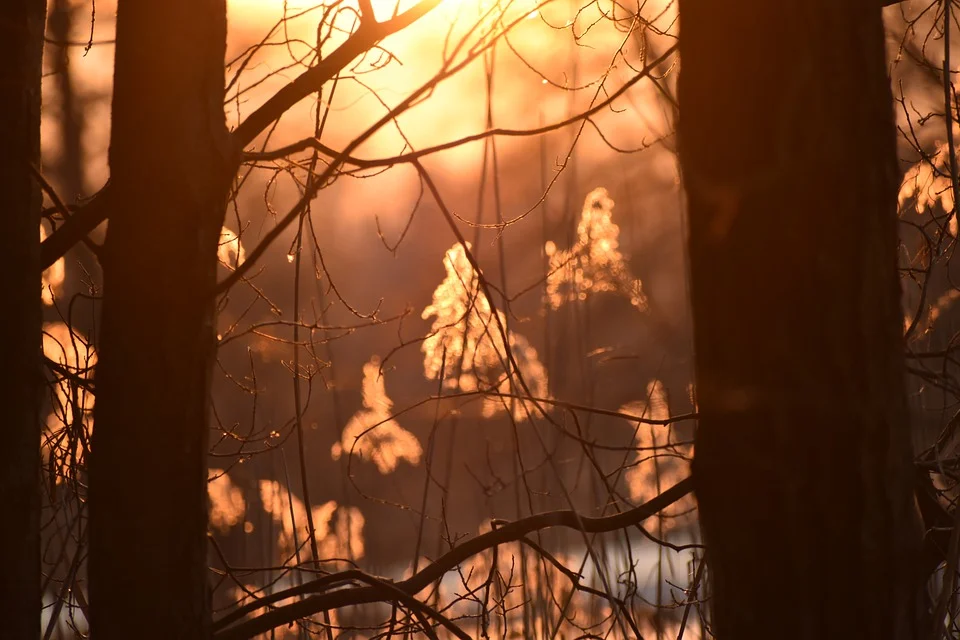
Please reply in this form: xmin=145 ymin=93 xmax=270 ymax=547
xmin=679 ymin=2 xmax=924 ymax=638
xmin=88 ymin=0 xmax=231 ymax=636
xmin=0 ymin=2 xmax=45 ymax=637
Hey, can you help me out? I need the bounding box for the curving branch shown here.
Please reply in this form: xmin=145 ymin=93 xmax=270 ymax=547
xmin=213 ymin=477 xmax=694 ymax=639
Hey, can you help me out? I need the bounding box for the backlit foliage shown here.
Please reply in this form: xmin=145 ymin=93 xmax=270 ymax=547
xmin=622 ymin=380 xmax=694 ymax=532
xmin=899 ymin=142 xmax=958 ymax=235
xmin=259 ymin=480 xmax=365 ymax=562
xmin=478 ymin=331 xmax=551 ymax=421
xmin=422 ymin=242 xmax=549 ymax=421
xmin=217 ymin=226 xmax=245 ymax=269
xmin=910 ymin=288 xmax=960 ymax=338
xmin=208 ymin=469 xmax=246 ymax=533
xmin=331 ymin=357 xmax=422 ymax=474
xmin=545 ymin=188 xmax=648 ymax=311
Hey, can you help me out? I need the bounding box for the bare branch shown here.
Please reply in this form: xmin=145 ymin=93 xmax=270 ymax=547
xmin=232 ymin=0 xmax=442 ymax=149
xmin=243 ymin=43 xmax=679 ymax=167
xmin=39 ymin=184 xmax=112 ymax=270
xmin=213 ymin=477 xmax=694 ymax=639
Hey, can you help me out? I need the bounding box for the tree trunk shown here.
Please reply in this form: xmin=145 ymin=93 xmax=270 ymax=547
xmin=0 ymin=2 xmax=45 ymax=637
xmin=678 ymin=2 xmax=924 ymax=638
xmin=88 ymin=1 xmax=231 ymax=636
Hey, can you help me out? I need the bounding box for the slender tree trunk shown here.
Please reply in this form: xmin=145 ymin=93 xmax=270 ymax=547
xmin=0 ymin=3 xmax=45 ymax=637
xmin=88 ymin=1 xmax=231 ymax=636
xmin=678 ymin=2 xmax=924 ymax=638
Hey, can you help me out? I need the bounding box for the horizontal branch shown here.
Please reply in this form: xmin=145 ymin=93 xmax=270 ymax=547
xmin=213 ymin=477 xmax=694 ymax=639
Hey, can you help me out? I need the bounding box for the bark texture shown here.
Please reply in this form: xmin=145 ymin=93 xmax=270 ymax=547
xmin=678 ymin=2 xmax=923 ymax=638
xmin=88 ymin=1 xmax=231 ymax=636
xmin=0 ymin=2 xmax=45 ymax=637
